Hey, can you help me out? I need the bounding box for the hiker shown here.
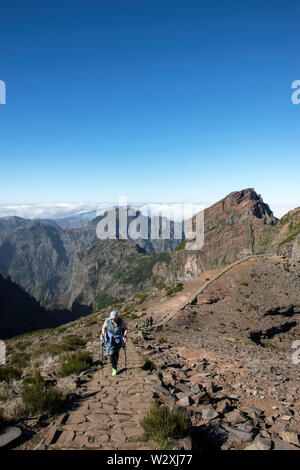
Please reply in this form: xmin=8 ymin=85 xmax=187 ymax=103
xmin=142 ymin=321 xmax=146 ymax=328
xmin=146 ymin=318 xmax=149 ymax=327
xmin=149 ymin=316 xmax=153 ymax=327
xmin=100 ymin=310 xmax=128 ymax=376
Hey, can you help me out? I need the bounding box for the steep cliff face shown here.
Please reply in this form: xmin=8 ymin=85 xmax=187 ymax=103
xmin=155 ymin=189 xmax=278 ymax=282
xmin=0 ymin=221 xmax=99 ymax=306
xmin=60 ymin=239 xmax=171 ymax=311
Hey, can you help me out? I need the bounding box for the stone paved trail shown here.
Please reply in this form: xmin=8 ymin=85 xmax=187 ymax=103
xmin=41 ymin=340 xmax=155 ymax=450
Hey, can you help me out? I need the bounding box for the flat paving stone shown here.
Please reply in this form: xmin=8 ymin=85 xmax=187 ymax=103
xmin=66 ymin=413 xmax=86 ymax=425
xmin=33 ymin=338 xmax=153 ymax=451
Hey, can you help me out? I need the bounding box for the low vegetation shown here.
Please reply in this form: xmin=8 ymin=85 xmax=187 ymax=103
xmin=140 ymin=401 xmax=189 ymax=450
xmin=58 ymin=351 xmax=93 ymax=377
xmin=158 ymin=337 xmax=167 ymax=344
xmin=142 ymin=357 xmax=157 ymax=371
xmin=33 ymin=334 xmax=87 ymax=357
xmin=17 ymin=370 xmax=64 ymax=417
xmin=0 ymin=383 xmax=10 ymax=402
xmin=0 ymin=365 xmax=22 ymax=383
xmin=165 ymin=282 xmax=184 ymax=297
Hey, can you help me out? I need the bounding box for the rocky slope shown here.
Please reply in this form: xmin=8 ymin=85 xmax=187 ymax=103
xmin=268 ymin=208 xmax=300 ymax=259
xmin=1 ymin=263 xmax=299 ymax=450
xmin=177 ymin=255 xmax=300 ymax=347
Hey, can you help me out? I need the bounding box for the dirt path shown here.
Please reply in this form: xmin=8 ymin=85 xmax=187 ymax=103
xmin=152 ymin=255 xmax=283 ymax=327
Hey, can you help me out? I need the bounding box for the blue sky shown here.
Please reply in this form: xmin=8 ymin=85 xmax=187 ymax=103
xmin=0 ymin=0 xmax=300 ymax=210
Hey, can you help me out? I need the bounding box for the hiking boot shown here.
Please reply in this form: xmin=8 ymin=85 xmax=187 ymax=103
xmin=112 ymin=368 xmax=118 ymax=376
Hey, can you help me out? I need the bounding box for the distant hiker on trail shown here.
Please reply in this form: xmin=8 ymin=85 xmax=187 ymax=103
xmin=149 ymin=316 xmax=153 ymax=327
xmin=146 ymin=318 xmax=149 ymax=327
xmin=142 ymin=321 xmax=146 ymax=328
xmin=100 ymin=310 xmax=128 ymax=376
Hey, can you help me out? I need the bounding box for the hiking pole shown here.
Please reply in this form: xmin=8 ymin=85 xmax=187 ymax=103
xmin=101 ymin=340 xmax=104 ymax=375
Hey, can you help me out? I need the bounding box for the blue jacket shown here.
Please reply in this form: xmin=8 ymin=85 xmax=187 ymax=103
xmin=103 ymin=317 xmax=125 ymax=355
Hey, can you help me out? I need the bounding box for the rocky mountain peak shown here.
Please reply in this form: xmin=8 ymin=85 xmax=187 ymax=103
xmin=205 ymin=188 xmax=277 ymax=225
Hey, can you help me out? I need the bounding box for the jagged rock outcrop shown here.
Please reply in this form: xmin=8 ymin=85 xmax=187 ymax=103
xmin=155 ymin=188 xmax=278 ymax=282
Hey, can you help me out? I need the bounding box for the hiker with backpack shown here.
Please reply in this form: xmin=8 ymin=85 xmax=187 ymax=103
xmin=100 ymin=310 xmax=128 ymax=376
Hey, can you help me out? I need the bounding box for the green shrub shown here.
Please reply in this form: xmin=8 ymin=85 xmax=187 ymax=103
xmin=61 ymin=335 xmax=87 ymax=351
xmin=22 ymin=369 xmax=44 ymax=385
xmin=34 ymin=335 xmax=88 ymax=357
xmin=58 ymin=351 xmax=93 ymax=377
xmin=166 ymin=282 xmax=184 ymax=297
xmin=0 ymin=365 xmax=22 ymax=383
xmin=158 ymin=338 xmax=166 ymax=344
xmin=174 ymin=240 xmax=187 ymax=251
xmin=142 ymin=357 xmax=157 ymax=371
xmin=0 ymin=384 xmax=11 ymax=401
xmin=19 ymin=370 xmax=64 ymax=416
xmin=140 ymin=401 xmax=189 ymax=449
xmin=10 ymin=353 xmax=31 ymax=369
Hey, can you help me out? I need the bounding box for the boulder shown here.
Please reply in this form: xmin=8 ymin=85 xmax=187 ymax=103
xmin=177 ymin=395 xmax=193 ymax=407
xmin=202 ymin=408 xmax=219 ymax=421
xmin=279 ymin=430 xmax=300 ymax=447
xmin=222 ymin=423 xmax=254 ymax=443
xmin=224 ymin=409 xmax=247 ymax=425
xmin=0 ymin=427 xmax=22 ymax=448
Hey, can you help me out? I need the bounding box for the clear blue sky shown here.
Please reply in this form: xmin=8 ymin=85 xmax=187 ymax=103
xmin=0 ymin=0 xmax=300 ymax=206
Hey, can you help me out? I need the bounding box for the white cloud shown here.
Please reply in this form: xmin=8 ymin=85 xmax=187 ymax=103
xmin=0 ymin=202 xmax=100 ymax=220
xmin=0 ymin=201 xmax=298 ymax=222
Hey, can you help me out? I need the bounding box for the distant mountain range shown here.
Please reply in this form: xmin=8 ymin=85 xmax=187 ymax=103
xmin=1 ymin=188 xmax=299 ymax=337
xmin=0 ymin=209 xmax=184 ymax=311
